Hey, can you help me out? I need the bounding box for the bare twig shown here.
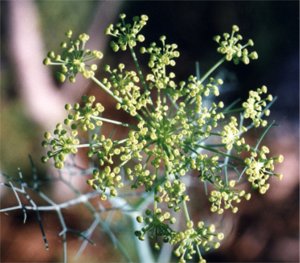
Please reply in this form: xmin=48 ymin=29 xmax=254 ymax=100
xmin=0 ymin=161 xmax=154 ymax=263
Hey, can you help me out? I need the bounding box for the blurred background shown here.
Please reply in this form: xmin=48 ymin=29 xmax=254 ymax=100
xmin=1 ymin=1 xmax=299 ymax=262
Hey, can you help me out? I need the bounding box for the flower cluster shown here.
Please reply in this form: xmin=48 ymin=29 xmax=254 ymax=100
xmin=245 ymin=146 xmax=284 ymax=194
xmin=242 ymin=85 xmax=273 ymax=127
xmin=103 ymin=63 xmax=151 ymax=116
xmin=171 ymin=221 xmax=224 ymax=263
xmin=141 ymin=36 xmax=180 ymax=90
xmin=214 ymin=25 xmax=258 ymax=64
xmin=43 ymin=30 xmax=103 ymax=82
xmin=127 ymin=164 xmax=154 ymax=191
xmin=209 ymin=178 xmax=251 ymax=214
xmin=42 ymin=14 xmax=283 ymax=262
xmin=42 ymin=95 xmax=107 ymax=168
xmin=87 ymin=167 xmax=124 ymax=200
xmin=41 ymin=124 xmax=79 ymax=169
xmin=105 ymin=14 xmax=148 ymax=51
xmin=221 ymin=116 xmax=248 ymax=151
xmin=135 ymin=208 xmax=176 ymax=244
xmin=64 ymin=95 xmax=105 ymax=131
xmin=196 ymin=154 xmax=221 ymax=183
xmin=156 ymin=179 xmax=189 ymax=211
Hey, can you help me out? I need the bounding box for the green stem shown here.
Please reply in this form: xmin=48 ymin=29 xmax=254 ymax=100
xmin=223 ymin=99 xmax=241 ymax=113
xmin=224 ymin=114 xmax=245 ymax=184
xmin=187 ymin=144 xmax=243 ymax=162
xmin=187 ymin=57 xmax=224 ymax=105
xmin=91 ymin=76 xmax=122 ymax=104
xmin=154 ymin=200 xmax=158 ymax=212
xmin=49 ymin=62 xmax=64 ymax=66
xmin=223 ymin=107 xmax=244 ymax=114
xmin=223 ymin=149 xmax=231 ymax=185
xmin=129 ymin=46 xmax=147 ymax=91
xmin=198 ymin=57 xmax=225 ymax=84
xmin=254 ymin=120 xmax=275 ymax=151
xmin=75 ymin=138 xmax=127 ymax=149
xmin=75 ymin=143 xmax=101 ymax=148
xmin=182 ymin=200 xmax=190 ymax=222
xmin=204 ymin=143 xmax=226 ymax=148
xmin=196 ymin=246 xmax=203 ymax=262
xmin=90 ymin=116 xmax=131 ymax=128
xmin=238 ymin=166 xmax=247 ymax=182
xmin=167 ymin=94 xmax=178 ymax=110
xmin=128 ymin=47 xmax=155 ymax=114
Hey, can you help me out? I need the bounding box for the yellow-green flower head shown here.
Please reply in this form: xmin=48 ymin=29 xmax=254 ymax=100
xmin=221 ymin=116 xmax=247 ymax=151
xmin=243 ymin=85 xmax=273 ymax=127
xmin=41 ymin=96 xmax=105 ymax=168
xmin=103 ymin=63 xmax=151 ymax=116
xmin=43 ymin=30 xmax=103 ymax=82
xmin=245 ymin=146 xmax=283 ymax=194
xmin=87 ymin=167 xmax=123 ymax=200
xmin=105 ymin=14 xmax=148 ymax=52
xmin=41 ymin=123 xmax=79 ymax=169
xmin=214 ymin=25 xmax=258 ymax=65
xmin=209 ymin=178 xmax=251 ymax=214
xmin=171 ymin=221 xmax=223 ymax=261
xmin=156 ymin=180 xmax=188 ymax=211
xmin=134 ymin=208 xmax=175 ymax=242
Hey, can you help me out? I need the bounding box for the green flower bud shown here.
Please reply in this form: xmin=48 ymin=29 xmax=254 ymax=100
xmin=248 ymin=39 xmax=254 ymax=46
xmin=43 ymin=58 xmax=51 ymax=65
xmin=65 ymin=30 xmax=73 ymax=38
xmin=69 ymin=76 xmax=76 ymax=83
xmin=111 ymin=41 xmax=119 ymax=52
xmin=249 ymin=51 xmax=258 ymax=60
xmin=141 ymin=14 xmax=148 ymax=21
xmin=41 ymin=156 xmax=48 ymax=163
xmin=56 ymin=72 xmax=66 ymax=83
xmin=232 ymin=25 xmax=239 ymax=32
xmin=120 ymin=13 xmax=126 ymax=19
xmin=44 ymin=132 xmax=51 ymax=140
xmin=137 ymin=34 xmax=145 ymax=42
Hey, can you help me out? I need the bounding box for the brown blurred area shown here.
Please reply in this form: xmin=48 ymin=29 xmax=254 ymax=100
xmin=1 ymin=1 xmax=299 ymax=262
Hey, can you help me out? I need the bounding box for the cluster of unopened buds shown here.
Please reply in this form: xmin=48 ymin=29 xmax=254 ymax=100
xmin=42 ymin=13 xmax=283 ymax=262
xmin=214 ymin=25 xmax=258 ymax=64
xmin=209 ymin=178 xmax=251 ymax=214
xmin=43 ymin=30 xmax=103 ymax=82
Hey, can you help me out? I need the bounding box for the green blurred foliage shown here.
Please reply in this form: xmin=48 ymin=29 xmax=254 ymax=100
xmin=0 ymin=101 xmax=41 ymax=176
xmin=36 ymin=0 xmax=99 ymax=53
